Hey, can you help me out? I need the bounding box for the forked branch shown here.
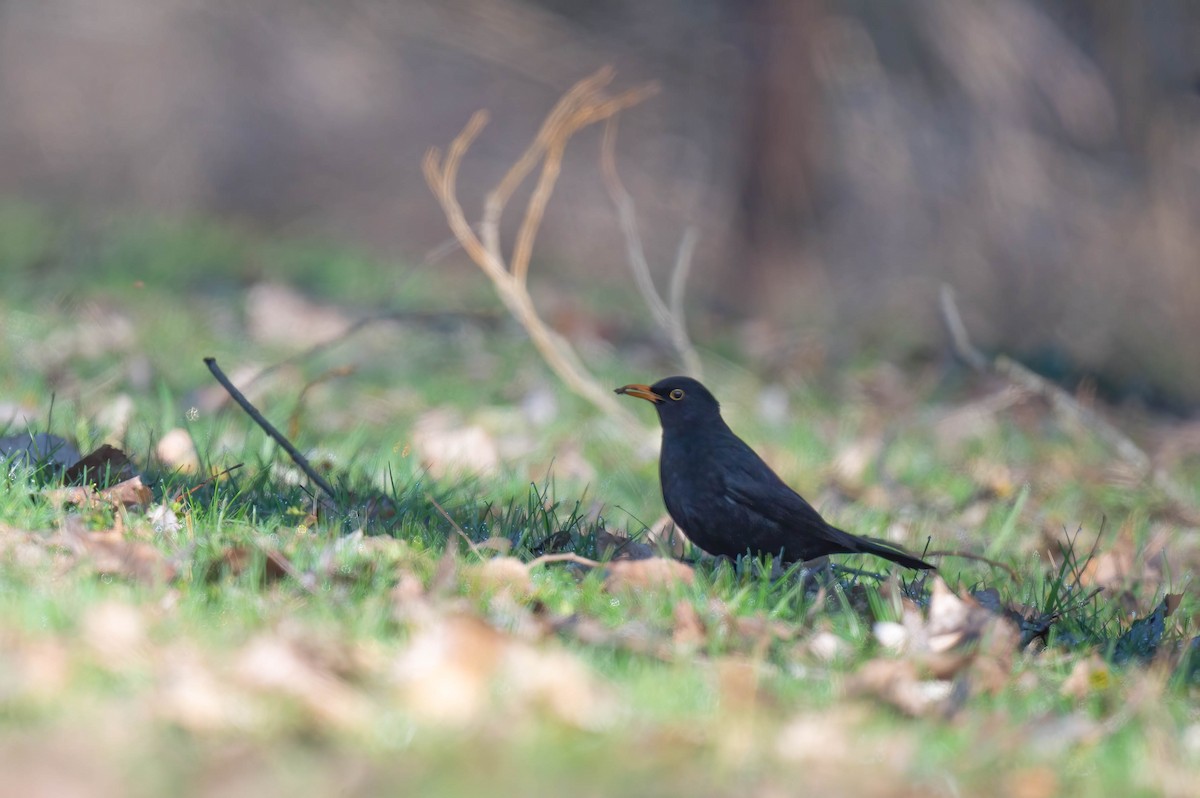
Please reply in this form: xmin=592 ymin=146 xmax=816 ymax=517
xmin=601 ymin=117 xmax=702 ymax=378
xmin=423 ymin=67 xmax=658 ymax=419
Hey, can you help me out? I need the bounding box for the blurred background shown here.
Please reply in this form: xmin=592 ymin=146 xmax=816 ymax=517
xmin=2 ymin=0 xmax=1198 ymax=409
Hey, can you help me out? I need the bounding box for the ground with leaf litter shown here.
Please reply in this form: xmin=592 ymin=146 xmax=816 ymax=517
xmin=1 ymin=209 xmax=1199 ymax=797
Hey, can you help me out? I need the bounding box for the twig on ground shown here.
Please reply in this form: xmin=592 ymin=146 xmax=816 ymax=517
xmin=170 ymin=462 xmax=245 ymax=504
xmin=423 ymin=67 xmax=658 ymax=420
xmin=427 ymin=493 xmax=482 ymax=558
xmin=922 ymin=550 xmax=1019 ymax=581
xmin=203 ymin=357 xmax=339 ymax=502
xmin=600 ymin=116 xmax=702 ymax=377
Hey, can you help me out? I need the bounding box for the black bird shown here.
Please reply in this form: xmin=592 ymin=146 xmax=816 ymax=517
xmin=616 ymin=376 xmax=934 ymax=571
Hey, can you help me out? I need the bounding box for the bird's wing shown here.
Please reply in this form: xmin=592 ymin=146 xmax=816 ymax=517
xmin=718 ymin=441 xmax=830 ymax=530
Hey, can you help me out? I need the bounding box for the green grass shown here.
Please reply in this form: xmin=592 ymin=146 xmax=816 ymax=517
xmin=1 ymin=201 xmax=1197 ymax=796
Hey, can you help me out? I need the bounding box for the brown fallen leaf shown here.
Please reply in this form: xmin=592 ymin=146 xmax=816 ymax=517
xmin=710 ymin=599 xmax=798 ymax=653
xmin=465 ymin=556 xmax=534 ymax=598
xmin=208 ymin=545 xmax=291 ymax=585
xmin=591 ymin=528 xmax=656 ymax=561
xmin=922 ymin=578 xmax=1020 ymax=686
xmin=807 ymin=630 xmax=849 ymax=663
xmin=714 ymin=656 xmax=763 ymax=714
xmin=1004 ymin=767 xmax=1061 ymax=798
xmin=81 ymin=601 xmax=149 ymax=671
xmin=848 ymin=658 xmax=956 ymax=717
xmin=55 ymin=515 xmax=175 ymax=584
xmin=853 ymin=578 xmax=1019 ymax=714
xmin=391 ymin=612 xmax=615 ymax=729
xmin=157 ymin=652 xmax=260 ymax=733
xmin=672 ymin=601 xmax=707 ymax=650
xmin=391 ymin=613 xmax=509 ymax=725
xmin=235 ymin=634 xmax=369 ymax=729
xmin=46 ymin=475 xmax=153 ymax=512
xmin=63 ymin=444 xmax=135 ymax=486
xmin=604 ymin=558 xmax=695 ymax=592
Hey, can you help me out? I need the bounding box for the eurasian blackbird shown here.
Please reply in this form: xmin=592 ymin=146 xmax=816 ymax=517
xmin=616 ymin=376 xmax=934 ymax=571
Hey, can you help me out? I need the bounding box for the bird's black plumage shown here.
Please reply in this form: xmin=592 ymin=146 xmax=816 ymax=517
xmin=616 ymin=376 xmax=934 ymax=570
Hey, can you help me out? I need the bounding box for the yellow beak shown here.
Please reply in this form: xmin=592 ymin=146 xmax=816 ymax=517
xmin=614 ymin=384 xmax=663 ymax=403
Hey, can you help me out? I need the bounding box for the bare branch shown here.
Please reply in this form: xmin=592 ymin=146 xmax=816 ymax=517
xmin=668 ymin=226 xmax=701 ymax=377
xmin=600 ymin=116 xmax=702 ymax=377
xmin=203 ymin=357 xmax=338 ymax=502
xmin=422 ymin=68 xmax=657 ymax=420
xmin=938 ymin=284 xmax=989 ymax=372
xmin=939 ymin=283 xmax=1193 ymax=508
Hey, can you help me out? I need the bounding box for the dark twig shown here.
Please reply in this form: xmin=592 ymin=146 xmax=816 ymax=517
xmin=922 ymin=550 xmax=1019 ymax=581
xmin=203 ymin=357 xmax=338 ymax=502
xmin=169 ymin=462 xmax=245 ymax=504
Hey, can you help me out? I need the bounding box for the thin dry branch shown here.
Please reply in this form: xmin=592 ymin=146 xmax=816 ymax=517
xmin=203 ymin=357 xmax=339 ymax=503
xmin=938 ymin=283 xmax=1192 ymax=507
xmin=600 ymin=116 xmax=702 ymax=377
xmin=423 ymin=68 xmax=658 ymax=419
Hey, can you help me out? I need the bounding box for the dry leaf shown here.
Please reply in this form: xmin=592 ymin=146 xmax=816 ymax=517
xmin=211 ymin=545 xmax=290 ymax=584
xmin=808 ymin=630 xmax=848 ymax=663
xmin=392 ymin=612 xmax=614 ymax=729
xmin=392 ymin=613 xmax=509 ymax=726
xmin=849 ymin=658 xmax=955 ymax=717
xmin=592 ymin=529 xmax=656 ymax=561
xmin=81 ymin=601 xmax=148 ymax=671
xmin=158 ymin=653 xmax=258 ymax=733
xmin=873 ymin=621 xmax=908 ymax=651
xmin=672 ymin=601 xmax=706 ymax=649
xmin=64 ymin=445 xmax=135 ymax=486
xmin=155 ymin=428 xmax=199 ymax=473
xmin=714 ymin=656 xmax=763 ymax=714
xmin=604 ymin=558 xmax=695 ymax=592
xmin=1004 ymin=768 xmax=1060 ymax=798
xmin=47 ymin=476 xmax=152 ymax=511
xmin=235 ymin=634 xmax=368 ymax=729
xmin=466 ymin=557 xmax=534 ymax=597
xmin=502 ymin=643 xmax=617 ymax=730
xmin=147 ymin=504 xmax=181 ymax=534
xmin=102 ymin=476 xmax=153 ymax=509
xmin=477 ymin=536 xmax=513 ymax=554
xmin=853 ymin=578 xmax=1019 ymax=714
xmin=56 ymin=516 xmax=174 ymax=584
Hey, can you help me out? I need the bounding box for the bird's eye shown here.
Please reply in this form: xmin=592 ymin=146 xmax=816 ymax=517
xmin=669 ymin=389 xmax=685 ymax=400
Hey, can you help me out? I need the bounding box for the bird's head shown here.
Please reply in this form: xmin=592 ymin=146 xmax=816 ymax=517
xmin=615 ymin=376 xmax=722 ymax=430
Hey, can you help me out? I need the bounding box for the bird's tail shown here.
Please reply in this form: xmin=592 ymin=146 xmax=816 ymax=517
xmin=848 ymin=534 xmax=935 ymax=571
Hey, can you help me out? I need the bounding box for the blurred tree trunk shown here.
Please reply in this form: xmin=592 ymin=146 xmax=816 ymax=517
xmin=723 ymin=0 xmax=825 ymax=316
